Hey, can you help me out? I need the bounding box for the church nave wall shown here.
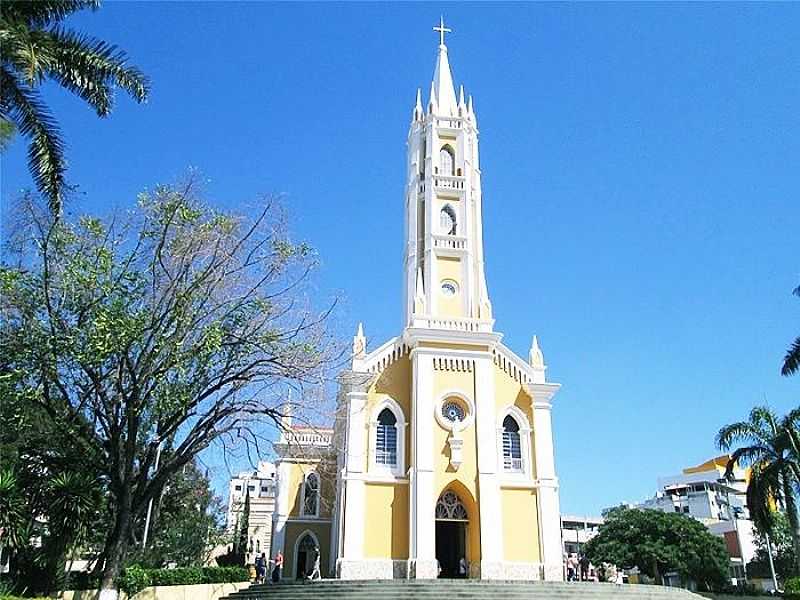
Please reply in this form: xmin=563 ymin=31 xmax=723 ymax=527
xmin=362 ymin=482 xmax=409 ymax=559
xmin=500 ymin=488 xmax=541 ymax=564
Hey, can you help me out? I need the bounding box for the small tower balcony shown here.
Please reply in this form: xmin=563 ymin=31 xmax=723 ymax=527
xmin=433 ymin=174 xmax=465 ymax=192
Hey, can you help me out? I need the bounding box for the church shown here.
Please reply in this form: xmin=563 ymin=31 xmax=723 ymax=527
xmin=270 ymin=21 xmax=563 ymax=582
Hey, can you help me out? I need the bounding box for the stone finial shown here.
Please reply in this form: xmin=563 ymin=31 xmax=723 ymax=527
xmin=529 ymin=335 xmax=545 ymax=369
xmin=352 ymin=322 xmax=366 ymax=359
xmin=413 ymin=88 xmax=423 ymax=121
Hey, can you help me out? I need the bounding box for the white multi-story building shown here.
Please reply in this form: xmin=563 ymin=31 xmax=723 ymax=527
xmin=561 ymin=515 xmax=603 ymax=556
xmin=227 ymin=461 xmax=277 ymax=563
xmin=637 ymin=456 xmax=756 ymax=584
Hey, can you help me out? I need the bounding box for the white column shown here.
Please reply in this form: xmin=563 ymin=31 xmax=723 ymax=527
xmin=474 ymin=356 xmax=503 ymax=578
xmin=271 ymin=461 xmax=291 ymax=560
xmin=527 ymin=382 xmax=563 ymax=581
xmin=409 ymin=350 xmax=438 ymax=578
xmin=337 ymin=371 xmax=374 ymax=578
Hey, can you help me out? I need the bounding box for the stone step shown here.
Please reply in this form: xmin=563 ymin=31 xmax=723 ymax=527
xmin=221 ymin=580 xmax=704 ymax=600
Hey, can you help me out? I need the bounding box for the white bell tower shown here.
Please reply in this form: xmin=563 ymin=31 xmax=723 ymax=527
xmin=403 ymin=19 xmax=493 ymax=331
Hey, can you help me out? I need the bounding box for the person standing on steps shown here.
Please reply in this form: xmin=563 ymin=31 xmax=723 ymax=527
xmin=255 ymin=552 xmax=267 ymax=583
xmin=458 ymin=557 xmax=467 ymax=579
xmin=567 ymin=553 xmax=579 ymax=581
xmin=271 ymin=550 xmax=284 ymax=583
xmin=579 ymin=554 xmax=590 ymax=581
xmin=308 ymin=546 xmax=322 ymax=580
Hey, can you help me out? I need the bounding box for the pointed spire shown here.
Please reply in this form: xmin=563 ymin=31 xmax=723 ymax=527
xmin=414 ymin=88 xmax=423 ymax=121
xmin=458 ymin=85 xmax=466 ymax=116
xmin=432 ymin=39 xmax=458 ymax=116
xmin=529 ymin=335 xmax=545 ymax=369
xmin=352 ymin=322 xmax=366 ymax=359
xmin=428 ymin=80 xmax=437 ymax=114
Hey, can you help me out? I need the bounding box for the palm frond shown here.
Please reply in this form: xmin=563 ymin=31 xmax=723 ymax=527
xmin=729 ymin=445 xmax=769 ymax=470
xmin=782 ymin=336 xmax=800 ymax=377
xmin=793 ymin=284 xmax=800 ymax=298
xmin=44 ymin=27 xmax=149 ymax=115
xmin=0 ymin=1 xmax=100 ymax=28
xmin=751 ymin=406 xmax=780 ymax=437
xmin=0 ymin=67 xmax=66 ymax=215
xmin=717 ymin=420 xmax=765 ymax=451
xmin=747 ymin=461 xmax=782 ymax=533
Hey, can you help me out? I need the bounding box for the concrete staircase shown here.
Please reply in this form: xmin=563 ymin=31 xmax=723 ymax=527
xmin=223 ymin=580 xmax=705 ymax=599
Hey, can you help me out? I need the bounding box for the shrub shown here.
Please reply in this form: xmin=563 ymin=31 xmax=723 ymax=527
xmin=119 ymin=565 xmax=151 ymax=597
xmin=119 ymin=566 xmax=249 ymax=596
xmin=785 ymin=576 xmax=800 ymax=598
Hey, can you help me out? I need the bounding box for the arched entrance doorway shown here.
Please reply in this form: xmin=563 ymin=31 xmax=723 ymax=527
xmin=435 ymin=490 xmax=468 ymax=578
xmin=293 ymin=531 xmax=319 ymax=579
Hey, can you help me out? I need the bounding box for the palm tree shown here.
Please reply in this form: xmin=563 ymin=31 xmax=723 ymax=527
xmin=782 ymin=284 xmax=800 ymax=377
xmin=0 ymin=0 xmax=149 ymax=215
xmin=717 ymin=406 xmax=800 ymax=575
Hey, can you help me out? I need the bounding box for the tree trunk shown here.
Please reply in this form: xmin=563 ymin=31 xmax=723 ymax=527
xmin=100 ymin=492 xmax=134 ymax=598
xmin=782 ymin=478 xmax=800 ymax=576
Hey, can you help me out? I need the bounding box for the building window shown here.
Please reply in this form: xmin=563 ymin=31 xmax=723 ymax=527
xmin=435 ymin=490 xmax=468 ymax=521
xmin=439 ymin=205 xmax=457 ymax=235
xmin=375 ymin=408 xmax=398 ymax=466
xmin=369 ymin=398 xmax=406 ymax=477
xmin=301 ymin=472 xmax=319 ymax=517
xmin=234 ymin=485 xmax=242 ymax=491
xmin=440 ymin=145 xmax=455 ymax=176
xmin=497 ymin=406 xmax=532 ymax=478
xmin=502 ymin=415 xmax=523 ymax=472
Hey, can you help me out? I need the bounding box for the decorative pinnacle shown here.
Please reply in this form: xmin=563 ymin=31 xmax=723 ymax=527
xmin=353 ymin=322 xmax=366 ymax=359
xmin=433 ymin=15 xmax=452 ymax=48
xmin=529 ymin=335 xmax=545 ymax=369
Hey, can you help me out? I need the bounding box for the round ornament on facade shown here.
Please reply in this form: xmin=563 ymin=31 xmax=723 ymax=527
xmin=441 ymin=280 xmax=458 ymax=297
xmin=441 ymin=401 xmax=466 ymax=424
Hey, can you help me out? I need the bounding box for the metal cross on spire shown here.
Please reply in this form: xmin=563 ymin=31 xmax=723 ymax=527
xmin=433 ymin=16 xmax=451 ymax=47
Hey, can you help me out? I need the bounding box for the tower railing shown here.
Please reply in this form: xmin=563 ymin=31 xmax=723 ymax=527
xmin=433 ymin=234 xmax=467 ymax=250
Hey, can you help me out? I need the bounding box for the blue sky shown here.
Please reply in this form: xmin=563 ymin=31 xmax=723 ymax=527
xmin=2 ymin=2 xmax=799 ymax=517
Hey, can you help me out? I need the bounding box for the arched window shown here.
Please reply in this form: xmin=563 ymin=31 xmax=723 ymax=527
xmin=375 ymin=408 xmax=397 ymax=466
xmin=440 ymin=205 xmax=457 ymax=235
xmin=435 ymin=490 xmax=468 ymax=521
xmin=440 ymin=146 xmax=455 ymax=176
xmin=502 ymin=415 xmax=523 ymax=472
xmin=301 ymin=472 xmax=319 ymax=517
xmin=369 ymin=398 xmax=406 ymax=477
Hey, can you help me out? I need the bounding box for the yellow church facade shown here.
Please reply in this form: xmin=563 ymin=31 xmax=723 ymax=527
xmin=271 ymin=24 xmax=563 ymax=582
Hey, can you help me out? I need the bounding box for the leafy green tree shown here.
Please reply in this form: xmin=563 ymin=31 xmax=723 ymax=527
xmin=1 ymin=181 xmax=337 ymax=595
xmin=584 ymin=507 xmax=729 ymax=591
xmin=0 ymin=0 xmax=149 ymax=215
xmin=127 ymin=459 xmax=226 ymax=568
xmin=747 ymin=511 xmax=796 ymax=583
xmin=783 ymin=284 xmax=800 ymax=376
xmin=0 ymin=469 xmax=27 ymax=552
xmin=717 ymin=406 xmax=800 ymax=575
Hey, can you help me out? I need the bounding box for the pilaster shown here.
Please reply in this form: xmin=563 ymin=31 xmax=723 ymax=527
xmin=525 ymin=382 xmax=563 ymax=581
xmin=338 ymin=371 xmax=376 ymax=565
xmin=474 ymin=356 xmax=503 ymax=572
xmin=409 ymin=350 xmax=437 ymax=578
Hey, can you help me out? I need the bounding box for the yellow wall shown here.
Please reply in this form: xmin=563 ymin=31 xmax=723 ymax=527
xmin=501 ymin=488 xmax=540 ymax=562
xmin=363 ymin=482 xmax=409 ymax=559
xmin=436 ymin=256 xmax=463 ymax=317
xmin=284 ymin=521 xmax=331 ymax=578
